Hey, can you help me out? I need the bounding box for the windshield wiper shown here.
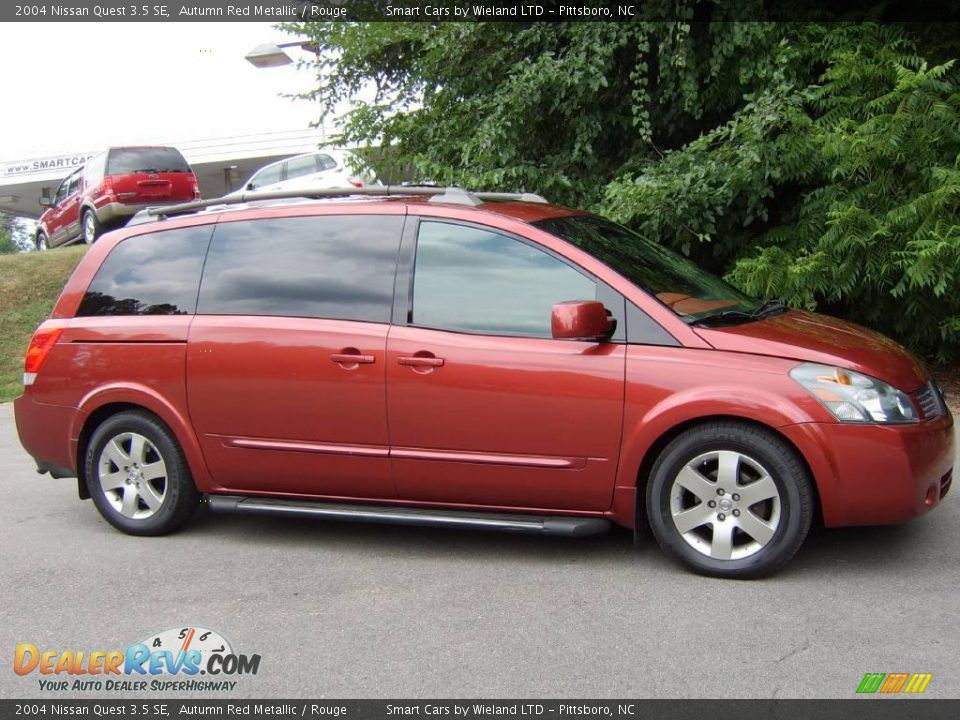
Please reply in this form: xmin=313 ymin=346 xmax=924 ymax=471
xmin=751 ymin=297 xmax=787 ymax=318
xmin=689 ymin=298 xmax=787 ymax=327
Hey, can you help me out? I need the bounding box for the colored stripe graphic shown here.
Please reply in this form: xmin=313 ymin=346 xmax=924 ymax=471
xmin=857 ymin=672 xmax=932 ymax=694
xmin=857 ymin=673 xmax=886 ymax=694
xmin=880 ymin=673 xmax=910 ymax=693
xmin=903 ymin=673 xmax=933 ymax=694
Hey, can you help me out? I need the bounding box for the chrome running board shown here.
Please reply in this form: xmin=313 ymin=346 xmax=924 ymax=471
xmin=206 ymin=495 xmax=610 ymax=537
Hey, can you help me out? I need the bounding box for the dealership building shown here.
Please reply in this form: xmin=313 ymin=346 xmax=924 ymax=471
xmin=0 ymin=127 xmax=332 ymax=220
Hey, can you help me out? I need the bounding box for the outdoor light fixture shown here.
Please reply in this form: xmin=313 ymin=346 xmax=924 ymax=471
xmin=244 ymin=41 xmax=319 ymax=69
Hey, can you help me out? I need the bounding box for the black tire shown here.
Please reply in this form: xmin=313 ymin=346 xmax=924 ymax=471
xmin=85 ymin=410 xmax=200 ymax=536
xmin=645 ymin=421 xmax=814 ymax=579
xmin=35 ymin=231 xmax=48 ymax=251
xmin=82 ymin=209 xmax=102 ymax=244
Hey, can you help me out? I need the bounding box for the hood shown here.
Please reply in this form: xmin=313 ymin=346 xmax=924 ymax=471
xmin=694 ymin=310 xmax=928 ymax=392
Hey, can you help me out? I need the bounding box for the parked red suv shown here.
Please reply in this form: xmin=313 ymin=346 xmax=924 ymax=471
xmin=36 ymin=146 xmax=200 ymax=249
xmin=14 ymin=187 xmax=955 ymax=578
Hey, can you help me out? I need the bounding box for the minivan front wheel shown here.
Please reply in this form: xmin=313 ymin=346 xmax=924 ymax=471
xmin=85 ymin=411 xmax=199 ymax=536
xmin=35 ymin=231 xmax=48 ymax=251
xmin=646 ymin=422 xmax=814 ymax=579
xmin=82 ymin=209 xmax=101 ymax=244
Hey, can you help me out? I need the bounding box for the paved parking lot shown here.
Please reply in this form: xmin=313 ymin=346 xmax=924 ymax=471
xmin=1 ymin=401 xmax=957 ymax=699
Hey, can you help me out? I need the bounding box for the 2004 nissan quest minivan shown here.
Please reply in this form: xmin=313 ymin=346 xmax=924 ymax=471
xmin=14 ymin=186 xmax=955 ymax=578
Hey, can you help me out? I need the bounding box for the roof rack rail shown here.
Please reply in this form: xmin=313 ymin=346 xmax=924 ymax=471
xmin=145 ymin=185 xmax=548 ymax=219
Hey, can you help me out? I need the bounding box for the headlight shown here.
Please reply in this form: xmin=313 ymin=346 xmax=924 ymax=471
xmin=789 ymin=363 xmax=918 ymax=424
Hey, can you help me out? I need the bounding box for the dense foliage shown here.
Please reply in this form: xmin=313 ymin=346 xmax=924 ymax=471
xmin=287 ymin=17 xmax=960 ymax=360
xmin=0 ymin=213 xmax=23 ymax=255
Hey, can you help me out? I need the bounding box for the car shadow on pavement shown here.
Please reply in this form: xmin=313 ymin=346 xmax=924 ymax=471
xmin=173 ymin=505 xmax=953 ymax=579
xmin=186 ymin=509 xmax=646 ymax=563
xmin=791 ymin=519 xmax=948 ymax=577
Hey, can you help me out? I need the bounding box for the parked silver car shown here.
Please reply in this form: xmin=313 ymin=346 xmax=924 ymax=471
xmin=229 ymin=149 xmax=379 ymax=197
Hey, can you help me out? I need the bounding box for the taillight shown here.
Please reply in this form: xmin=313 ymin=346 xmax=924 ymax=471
xmin=190 ymin=177 xmax=200 ymax=199
xmin=101 ymin=176 xmax=116 ymax=200
xmin=24 ymin=326 xmax=64 ymax=386
xmin=347 ymin=177 xmax=364 ymax=188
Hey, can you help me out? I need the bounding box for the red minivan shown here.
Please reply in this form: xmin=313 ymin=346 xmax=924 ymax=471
xmin=36 ymin=146 xmax=200 ymax=249
xmin=14 ymin=187 xmax=955 ymax=578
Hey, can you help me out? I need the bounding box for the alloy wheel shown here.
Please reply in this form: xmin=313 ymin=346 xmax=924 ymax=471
xmin=97 ymin=432 xmax=168 ymax=520
xmin=669 ymin=450 xmax=782 ymax=561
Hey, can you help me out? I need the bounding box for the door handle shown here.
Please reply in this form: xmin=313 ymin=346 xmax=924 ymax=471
xmin=331 ymin=350 xmax=375 ymax=366
xmin=397 ymin=356 xmax=445 ymax=368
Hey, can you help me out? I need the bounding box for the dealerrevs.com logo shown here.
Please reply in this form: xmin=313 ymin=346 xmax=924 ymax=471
xmin=14 ymin=626 xmax=261 ymax=692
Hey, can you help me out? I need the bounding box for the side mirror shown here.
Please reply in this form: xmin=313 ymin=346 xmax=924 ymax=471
xmin=551 ymin=301 xmax=614 ymax=341
xmin=39 ymin=197 xmax=52 ymax=208
xmin=246 ymin=182 xmax=255 ymax=191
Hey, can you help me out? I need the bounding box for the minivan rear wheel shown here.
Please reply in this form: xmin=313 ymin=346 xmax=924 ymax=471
xmin=646 ymin=421 xmax=813 ymax=579
xmin=85 ymin=411 xmax=199 ymax=536
xmin=82 ymin=209 xmax=101 ymax=244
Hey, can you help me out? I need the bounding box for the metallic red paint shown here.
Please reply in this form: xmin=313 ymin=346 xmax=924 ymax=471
xmin=695 ymin=310 xmax=928 ymax=391
xmin=551 ymin=300 xmax=613 ymax=340
xmin=13 ymin=196 xmax=956 ymax=538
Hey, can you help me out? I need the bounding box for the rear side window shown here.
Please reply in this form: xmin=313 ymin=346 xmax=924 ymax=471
xmin=285 ymin=155 xmax=319 ymax=180
xmin=198 ymin=215 xmax=402 ymax=323
xmin=107 ymin=148 xmax=191 ymax=174
xmin=412 ymin=221 xmax=596 ymax=337
xmin=76 ymin=226 xmax=211 ymax=317
xmin=83 ymin=152 xmax=107 ymax=185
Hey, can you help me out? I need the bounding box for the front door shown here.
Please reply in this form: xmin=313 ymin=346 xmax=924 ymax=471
xmin=187 ymin=211 xmax=405 ymax=500
xmin=386 ymin=220 xmax=626 ymax=512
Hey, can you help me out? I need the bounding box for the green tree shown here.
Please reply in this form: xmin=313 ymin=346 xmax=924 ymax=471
xmin=288 ymin=16 xmax=960 ymax=359
xmin=0 ymin=213 xmax=21 ymax=255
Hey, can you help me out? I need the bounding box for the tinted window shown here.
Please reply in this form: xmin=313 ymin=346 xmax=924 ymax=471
xmin=249 ymin=163 xmax=282 ymax=190
xmin=412 ymin=221 xmax=596 ymax=337
xmin=199 ymin=215 xmax=402 ymax=322
xmin=66 ymin=171 xmax=82 ymax=196
xmin=285 ymin=155 xmax=319 ymax=180
xmin=536 ymin=215 xmax=756 ymax=320
xmin=76 ymin=226 xmax=211 ymax=317
xmin=53 ymin=177 xmax=70 ymax=205
xmin=107 ymin=148 xmax=191 ymax=174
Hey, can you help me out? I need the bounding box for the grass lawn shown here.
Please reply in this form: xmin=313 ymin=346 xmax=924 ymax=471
xmin=0 ymin=246 xmax=87 ymax=402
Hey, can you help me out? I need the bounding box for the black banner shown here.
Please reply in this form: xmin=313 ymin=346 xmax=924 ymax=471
xmin=2 ymin=700 xmax=959 ymax=720
xmin=4 ymin=0 xmax=960 ymax=23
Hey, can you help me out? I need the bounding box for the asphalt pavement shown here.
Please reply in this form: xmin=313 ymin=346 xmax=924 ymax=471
xmin=1 ymin=401 xmax=957 ymax=699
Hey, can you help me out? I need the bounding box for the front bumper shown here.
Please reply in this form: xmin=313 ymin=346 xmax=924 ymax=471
xmin=781 ymin=414 xmax=955 ymax=527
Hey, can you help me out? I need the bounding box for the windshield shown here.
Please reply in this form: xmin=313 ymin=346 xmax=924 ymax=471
xmin=534 ymin=215 xmax=758 ymax=321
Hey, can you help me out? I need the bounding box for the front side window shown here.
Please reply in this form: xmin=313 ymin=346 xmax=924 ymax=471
xmin=535 ymin=215 xmax=757 ymax=321
xmin=198 ymin=215 xmax=402 ymax=323
xmin=248 ymin=163 xmax=282 ymax=190
xmin=412 ymin=221 xmax=596 ymax=337
xmin=53 ymin=177 xmax=70 ymax=205
xmin=66 ymin=171 xmax=82 ymax=197
xmin=76 ymin=226 xmax=211 ymax=316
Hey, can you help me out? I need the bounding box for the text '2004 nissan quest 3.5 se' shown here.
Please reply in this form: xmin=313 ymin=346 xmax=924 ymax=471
xmin=15 ymin=186 xmax=955 ymax=578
